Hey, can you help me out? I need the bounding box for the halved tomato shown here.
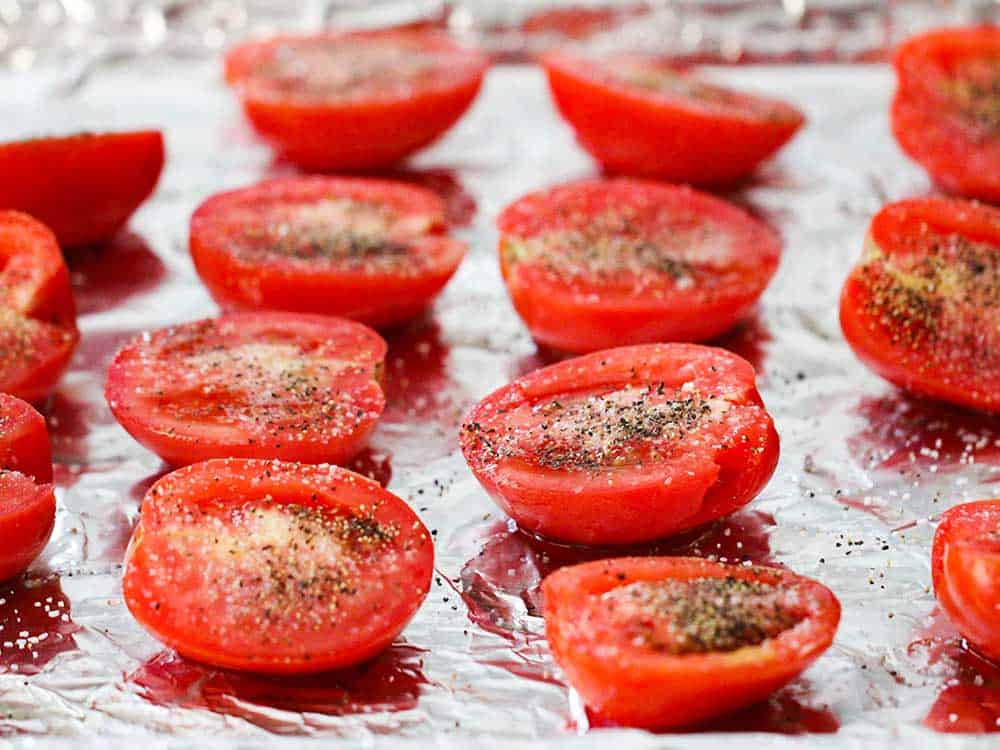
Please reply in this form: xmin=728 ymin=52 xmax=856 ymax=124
xmin=542 ymin=557 xmax=840 ymax=729
xmin=123 ymin=458 xmax=433 ymax=674
xmin=933 ymin=500 xmax=1000 ymax=663
xmin=541 ymin=50 xmax=804 ymax=185
xmin=0 ymin=470 xmax=56 ymax=581
xmin=0 ymin=211 xmax=78 ymax=402
xmin=0 ymin=393 xmax=52 ymax=483
xmin=224 ymin=29 xmax=489 ymax=171
xmin=840 ymin=198 xmax=1000 ymax=413
xmin=105 ymin=312 xmax=386 ymax=467
xmin=460 ymin=343 xmax=779 ymax=545
xmin=0 ymin=131 xmax=164 ymax=248
xmin=190 ymin=177 xmax=466 ymax=328
xmin=892 ymin=27 xmax=1000 ymax=203
xmin=497 ymin=178 xmax=781 ymax=353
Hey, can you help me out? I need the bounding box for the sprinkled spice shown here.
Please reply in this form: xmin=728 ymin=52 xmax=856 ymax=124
xmin=0 ymin=309 xmax=74 ymax=379
xmin=946 ymin=60 xmax=1000 ymax=140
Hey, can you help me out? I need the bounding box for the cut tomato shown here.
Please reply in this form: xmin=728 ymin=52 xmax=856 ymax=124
xmin=541 ymin=50 xmax=804 ymax=185
xmin=123 ymin=458 xmax=433 ymax=674
xmin=497 ymin=178 xmax=781 ymax=353
xmin=0 ymin=211 xmax=78 ymax=402
xmin=460 ymin=343 xmax=779 ymax=545
xmin=190 ymin=177 xmax=466 ymax=328
xmin=891 ymin=27 xmax=1000 ymax=203
xmin=224 ymin=29 xmax=489 ymax=171
xmin=0 ymin=131 xmax=164 ymax=248
xmin=933 ymin=500 xmax=1000 ymax=663
xmin=840 ymin=198 xmax=1000 ymax=413
xmin=0 ymin=393 xmax=52 ymax=483
xmin=0 ymin=470 xmax=56 ymax=581
xmin=542 ymin=557 xmax=840 ymax=729
xmin=105 ymin=312 xmax=386 ymax=467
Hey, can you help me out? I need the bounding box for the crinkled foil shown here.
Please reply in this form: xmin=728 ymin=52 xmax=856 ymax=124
xmin=3 ymin=6 xmax=1000 ymax=750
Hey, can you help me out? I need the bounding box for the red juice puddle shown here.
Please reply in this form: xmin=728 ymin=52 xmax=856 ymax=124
xmin=0 ymin=573 xmax=79 ymax=674
xmin=65 ymin=232 xmax=168 ymax=315
xmin=374 ymin=168 xmax=477 ymax=227
xmin=711 ymin=313 xmax=772 ymax=375
xmin=346 ymin=447 xmax=393 ymax=488
xmin=381 ymin=318 xmax=453 ymax=422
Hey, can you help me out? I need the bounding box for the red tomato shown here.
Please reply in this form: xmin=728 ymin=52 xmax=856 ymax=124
xmin=123 ymin=458 xmax=433 ymax=673
xmin=190 ymin=177 xmax=466 ymax=328
xmin=541 ymin=50 xmax=804 ymax=185
xmin=0 ymin=211 xmax=79 ymax=402
xmin=933 ymin=500 xmax=1000 ymax=663
xmin=224 ymin=30 xmax=489 ymax=171
xmin=497 ymin=178 xmax=781 ymax=353
xmin=542 ymin=556 xmax=840 ymax=729
xmin=460 ymin=344 xmax=779 ymax=545
xmin=0 ymin=131 xmax=164 ymax=248
xmin=0 ymin=470 xmax=56 ymax=582
xmin=0 ymin=393 xmax=52 ymax=483
xmin=891 ymin=27 xmax=1000 ymax=203
xmin=105 ymin=312 xmax=387 ymax=467
xmin=840 ymin=198 xmax=1000 ymax=413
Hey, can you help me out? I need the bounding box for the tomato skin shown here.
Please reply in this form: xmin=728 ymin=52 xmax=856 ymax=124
xmin=0 ymin=470 xmax=56 ymax=582
xmin=541 ymin=51 xmax=804 ymax=185
xmin=497 ymin=178 xmax=781 ymax=353
xmin=0 ymin=131 xmax=164 ymax=248
xmin=0 ymin=394 xmax=52 ymax=483
xmin=542 ymin=556 xmax=840 ymax=729
xmin=224 ymin=30 xmax=489 ymax=171
xmin=189 ymin=177 xmax=467 ymax=329
xmin=123 ymin=459 xmax=433 ymax=674
xmin=839 ymin=198 xmax=1000 ymax=413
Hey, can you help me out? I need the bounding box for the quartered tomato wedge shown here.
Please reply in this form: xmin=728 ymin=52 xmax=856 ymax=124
xmin=0 ymin=211 xmax=78 ymax=402
xmin=541 ymin=50 xmax=804 ymax=185
xmin=542 ymin=557 xmax=840 ymax=729
xmin=892 ymin=27 xmax=1000 ymax=203
xmin=105 ymin=312 xmax=386 ymax=467
xmin=123 ymin=459 xmax=433 ymax=673
xmin=933 ymin=500 xmax=1000 ymax=663
xmin=0 ymin=470 xmax=56 ymax=581
xmin=497 ymin=178 xmax=781 ymax=353
xmin=0 ymin=131 xmax=164 ymax=248
xmin=460 ymin=344 xmax=779 ymax=545
xmin=190 ymin=177 xmax=467 ymax=328
xmin=840 ymin=198 xmax=1000 ymax=413
xmin=224 ymin=29 xmax=489 ymax=171
xmin=0 ymin=393 xmax=52 ymax=483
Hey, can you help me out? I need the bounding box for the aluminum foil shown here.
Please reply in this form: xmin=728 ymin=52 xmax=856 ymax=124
xmin=3 ymin=25 xmax=1000 ymax=750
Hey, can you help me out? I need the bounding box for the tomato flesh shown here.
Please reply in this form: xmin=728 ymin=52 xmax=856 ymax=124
xmin=498 ymin=178 xmax=780 ymax=353
xmin=123 ymin=459 xmax=433 ymax=674
xmin=0 ymin=394 xmax=52 ymax=483
xmin=105 ymin=312 xmax=387 ymax=467
xmin=460 ymin=343 xmax=779 ymax=545
xmin=0 ymin=470 xmax=56 ymax=582
xmin=542 ymin=556 xmax=840 ymax=729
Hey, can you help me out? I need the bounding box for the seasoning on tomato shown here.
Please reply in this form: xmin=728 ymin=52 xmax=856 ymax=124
xmin=105 ymin=312 xmax=387 ymax=468
xmin=0 ymin=211 xmax=79 ymax=402
xmin=497 ymin=178 xmax=781 ymax=354
xmin=460 ymin=343 xmax=779 ymax=545
xmin=542 ymin=557 xmax=840 ymax=729
xmin=190 ymin=177 xmax=467 ymax=328
xmin=0 ymin=393 xmax=52 ymax=483
xmin=123 ymin=458 xmax=433 ymax=673
xmin=932 ymin=500 xmax=1000 ymax=663
xmin=891 ymin=27 xmax=1000 ymax=203
xmin=541 ymin=50 xmax=804 ymax=185
xmin=224 ymin=29 xmax=489 ymax=171
xmin=0 ymin=131 xmax=164 ymax=248
xmin=840 ymin=198 xmax=1000 ymax=413
xmin=0 ymin=470 xmax=56 ymax=582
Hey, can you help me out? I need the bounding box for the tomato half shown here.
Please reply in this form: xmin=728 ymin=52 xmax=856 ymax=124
xmin=541 ymin=50 xmax=804 ymax=185
xmin=0 ymin=470 xmax=56 ymax=582
xmin=542 ymin=556 xmax=840 ymax=729
xmin=123 ymin=458 xmax=433 ymax=673
xmin=891 ymin=27 xmax=1000 ymax=203
xmin=497 ymin=178 xmax=781 ymax=353
xmin=224 ymin=30 xmax=489 ymax=171
xmin=0 ymin=131 xmax=164 ymax=248
xmin=105 ymin=312 xmax=386 ymax=467
xmin=840 ymin=198 xmax=1000 ymax=413
xmin=0 ymin=393 xmax=52 ymax=483
xmin=190 ymin=177 xmax=467 ymax=328
xmin=460 ymin=343 xmax=779 ymax=545
xmin=0 ymin=211 xmax=78 ymax=402
xmin=932 ymin=500 xmax=1000 ymax=663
